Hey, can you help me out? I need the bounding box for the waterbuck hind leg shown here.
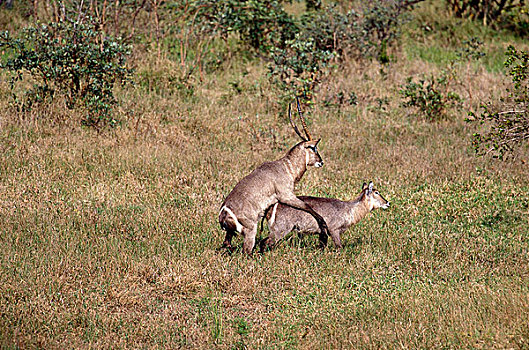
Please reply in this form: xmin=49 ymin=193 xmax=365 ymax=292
xmin=221 ymin=229 xmax=236 ymax=253
xmin=318 ymin=231 xmax=329 ymax=249
xmin=242 ymin=225 xmax=257 ymax=255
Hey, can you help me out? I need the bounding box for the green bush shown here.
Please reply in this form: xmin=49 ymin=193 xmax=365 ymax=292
xmin=191 ymin=0 xmax=296 ymax=53
xmin=267 ymin=1 xmax=420 ymax=102
xmin=299 ymin=3 xmax=358 ymax=59
xmin=400 ymin=75 xmax=461 ymax=121
xmin=469 ymin=45 xmax=529 ymax=159
xmin=0 ymin=19 xmax=132 ymax=127
xmin=358 ymin=0 xmax=421 ymax=63
xmin=268 ymin=33 xmax=336 ymax=103
xmin=400 ymin=37 xmax=486 ymax=121
xmin=445 ymin=0 xmax=528 ymax=34
xmin=267 ymin=4 xmax=355 ymax=102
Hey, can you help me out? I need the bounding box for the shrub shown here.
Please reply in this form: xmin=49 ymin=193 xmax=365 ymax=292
xmin=400 ymin=74 xmax=461 ymax=121
xmin=298 ymin=3 xmax=358 ymax=60
xmin=0 ymin=19 xmax=132 ymax=127
xmin=267 ymin=3 xmax=359 ymax=102
xmin=191 ymin=0 xmax=297 ymax=53
xmin=267 ymin=1 xmax=421 ymax=102
xmin=358 ymin=0 xmax=423 ymax=64
xmin=445 ymin=0 xmax=528 ymax=32
xmin=455 ymin=36 xmax=486 ymax=62
xmin=400 ymin=37 xmax=485 ymax=121
xmin=268 ymin=35 xmax=336 ymax=102
xmin=469 ymin=45 xmax=529 ymax=159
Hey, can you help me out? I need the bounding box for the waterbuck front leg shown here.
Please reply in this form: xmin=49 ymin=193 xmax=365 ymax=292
xmin=277 ymin=195 xmax=330 ymax=249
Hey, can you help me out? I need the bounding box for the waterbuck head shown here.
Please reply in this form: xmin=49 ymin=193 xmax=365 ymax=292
xmin=288 ymin=97 xmax=324 ymax=168
xmin=361 ymin=182 xmax=390 ymax=210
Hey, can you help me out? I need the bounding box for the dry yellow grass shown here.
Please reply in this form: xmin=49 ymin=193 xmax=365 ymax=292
xmin=1 ymin=3 xmax=528 ymax=349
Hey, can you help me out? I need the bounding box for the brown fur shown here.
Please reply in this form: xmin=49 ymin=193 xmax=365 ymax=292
xmin=219 ymin=139 xmax=330 ymax=254
xmin=261 ymin=182 xmax=389 ymax=251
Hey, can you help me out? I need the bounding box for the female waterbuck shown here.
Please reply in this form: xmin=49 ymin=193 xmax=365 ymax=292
xmin=260 ymin=181 xmax=390 ymax=251
xmin=219 ymin=99 xmax=329 ymax=254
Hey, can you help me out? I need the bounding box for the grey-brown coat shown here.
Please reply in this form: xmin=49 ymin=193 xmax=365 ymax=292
xmin=260 ymin=182 xmax=389 ymax=251
xmin=219 ymin=100 xmax=329 ymax=254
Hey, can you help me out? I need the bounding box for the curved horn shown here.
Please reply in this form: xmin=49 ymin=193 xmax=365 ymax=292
xmin=295 ymin=97 xmax=312 ymax=141
xmin=289 ymin=101 xmax=307 ymax=142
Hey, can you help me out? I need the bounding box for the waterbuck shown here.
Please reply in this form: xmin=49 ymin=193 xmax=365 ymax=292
xmin=219 ymin=99 xmax=329 ymax=254
xmin=260 ymin=181 xmax=390 ymax=251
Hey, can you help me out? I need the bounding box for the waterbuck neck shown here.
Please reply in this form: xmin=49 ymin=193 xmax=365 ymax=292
xmin=282 ymin=148 xmax=307 ymax=184
xmin=347 ymin=193 xmax=371 ymax=225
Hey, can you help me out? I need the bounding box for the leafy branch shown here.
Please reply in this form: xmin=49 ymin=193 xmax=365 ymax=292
xmin=468 ymin=45 xmax=529 ymax=159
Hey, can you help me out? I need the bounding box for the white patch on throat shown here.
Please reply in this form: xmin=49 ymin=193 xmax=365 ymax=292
xmin=220 ymin=206 xmax=243 ymax=233
xmin=269 ymin=203 xmax=278 ymax=227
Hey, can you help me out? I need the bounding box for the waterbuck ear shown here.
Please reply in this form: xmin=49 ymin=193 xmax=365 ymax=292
xmin=315 ymin=138 xmax=321 ymax=146
xmin=368 ymin=181 xmax=374 ymax=194
xmin=362 ymin=182 xmax=368 ymax=191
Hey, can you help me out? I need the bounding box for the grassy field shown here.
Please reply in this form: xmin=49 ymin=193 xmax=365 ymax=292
xmin=1 ymin=1 xmax=528 ymax=349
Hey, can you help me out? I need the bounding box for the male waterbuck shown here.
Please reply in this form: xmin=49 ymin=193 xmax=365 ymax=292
xmin=219 ymin=99 xmax=329 ymax=254
xmin=260 ymin=181 xmax=390 ymax=251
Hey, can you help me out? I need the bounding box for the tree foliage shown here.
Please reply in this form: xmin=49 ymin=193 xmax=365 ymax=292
xmin=446 ymin=0 xmax=528 ymax=33
xmin=189 ymin=0 xmax=296 ymax=52
xmin=268 ymin=0 xmax=422 ymax=102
